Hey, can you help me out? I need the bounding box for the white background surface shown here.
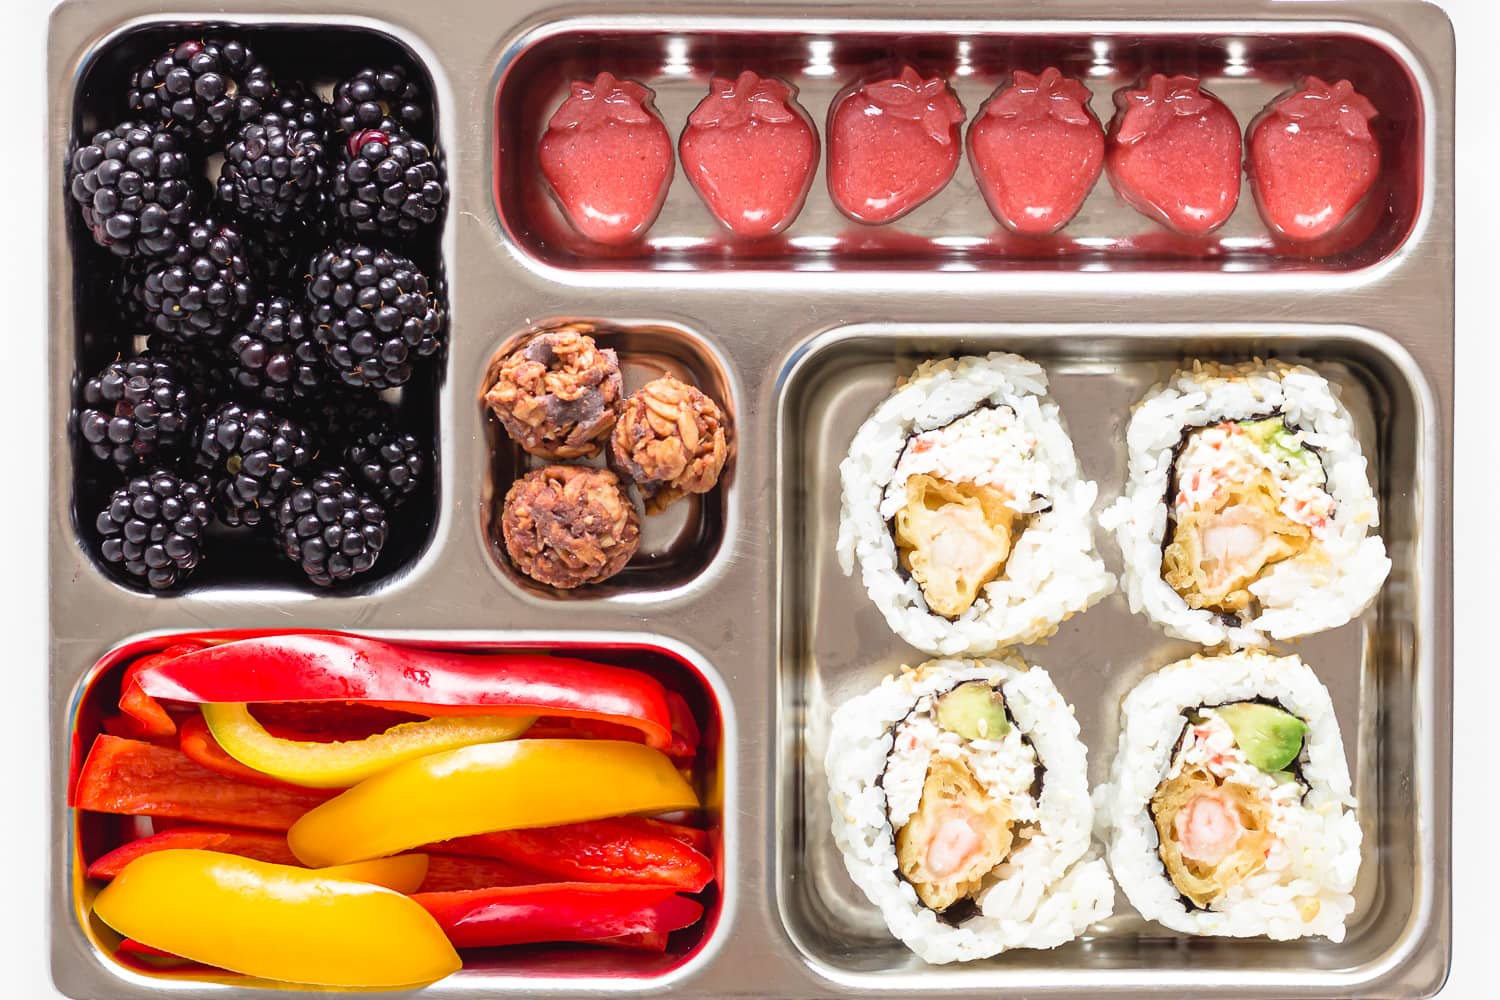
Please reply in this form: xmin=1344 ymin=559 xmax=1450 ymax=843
xmin=0 ymin=0 xmax=1494 ymax=995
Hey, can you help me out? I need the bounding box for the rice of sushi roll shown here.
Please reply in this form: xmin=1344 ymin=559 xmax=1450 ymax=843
xmin=825 ymin=656 xmax=1114 ymax=964
xmin=1096 ymin=650 xmax=1360 ymax=941
xmin=1099 ymin=360 xmax=1389 ymax=647
xmin=837 ymin=353 xmax=1113 ymax=655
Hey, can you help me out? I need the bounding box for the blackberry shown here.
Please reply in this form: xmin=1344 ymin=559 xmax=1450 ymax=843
xmin=76 ymin=356 xmax=196 ymax=469
xmin=196 ymin=401 xmax=314 ymax=527
xmin=95 ymin=468 xmax=214 ymax=590
xmin=126 ymin=39 xmax=273 ymax=145
xmin=331 ymin=66 xmax=426 ymax=139
xmin=217 ymin=116 xmax=330 ymax=227
xmin=305 ymin=243 xmax=443 ymax=389
xmin=228 ymin=298 xmax=325 ymax=402
xmin=345 ymin=424 xmax=426 ymax=508
xmin=245 ymin=219 xmax=327 ymax=293
xmin=136 ymin=217 xmax=259 ymax=344
xmin=274 ymin=466 xmax=388 ymax=586
xmin=67 ymin=121 xmax=196 ymax=259
xmin=333 ymin=129 xmax=445 ymax=240
xmin=145 ymin=335 xmax=236 ymax=405
xmin=264 ymin=81 xmax=335 ymax=137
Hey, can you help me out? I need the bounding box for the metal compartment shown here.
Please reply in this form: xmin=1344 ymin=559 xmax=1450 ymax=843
xmin=774 ymin=323 xmax=1441 ymax=994
xmin=480 ymin=318 xmax=738 ymax=600
xmin=496 ymin=23 xmax=1423 ymax=273
xmin=65 ymin=631 xmax=734 ymax=990
xmin=63 ymin=19 xmax=447 ymax=595
xmin=48 ymin=1 xmax=1453 ymax=997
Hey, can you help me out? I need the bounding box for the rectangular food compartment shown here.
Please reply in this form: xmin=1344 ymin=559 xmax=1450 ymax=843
xmin=64 ymin=630 xmax=731 ymax=989
xmin=480 ymin=319 xmax=736 ymax=599
xmin=66 ymin=20 xmax=448 ymax=595
xmin=774 ymin=323 xmax=1442 ymax=993
xmin=495 ymin=20 xmax=1422 ymax=273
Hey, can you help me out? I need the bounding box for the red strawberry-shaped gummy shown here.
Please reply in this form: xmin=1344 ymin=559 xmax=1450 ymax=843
xmin=1106 ymin=74 xmax=1241 ymax=235
xmin=827 ymin=66 xmax=966 ymax=225
xmin=680 ymin=72 xmax=818 ymax=238
xmin=1248 ymin=77 xmax=1380 ymax=241
xmin=539 ymin=73 xmax=674 ymax=245
xmin=967 ymin=68 xmax=1104 ymax=236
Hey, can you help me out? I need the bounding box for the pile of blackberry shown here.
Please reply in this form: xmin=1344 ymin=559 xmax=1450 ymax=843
xmin=67 ymin=37 xmax=445 ymax=591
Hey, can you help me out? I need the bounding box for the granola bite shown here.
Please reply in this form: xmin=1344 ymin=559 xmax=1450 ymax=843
xmin=610 ymin=375 xmax=731 ymax=514
xmin=501 ymin=465 xmax=640 ymax=589
xmin=485 ymin=327 xmax=623 ymax=459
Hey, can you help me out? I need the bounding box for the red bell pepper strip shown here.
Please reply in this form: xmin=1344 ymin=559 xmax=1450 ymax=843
xmin=177 ymin=715 xmax=312 ymax=790
xmin=665 ymin=691 xmax=701 ymax=759
xmin=413 ymin=884 xmax=704 ymax=949
xmin=418 ymin=855 xmax=542 ymax=893
xmin=125 ymin=634 xmax=675 ymax=751
xmin=115 ymin=939 xmax=219 ymax=975
xmin=598 ymin=932 xmax=669 ymax=952
xmin=117 ymin=643 xmax=209 ymax=739
xmin=88 ymin=825 xmax=540 ymax=895
xmin=88 ymin=827 xmax=298 ymax=880
xmin=638 ymin=817 xmax=711 ymax=854
xmin=72 ymin=737 xmax=333 ymax=830
xmin=437 ymin=817 xmax=714 ymax=892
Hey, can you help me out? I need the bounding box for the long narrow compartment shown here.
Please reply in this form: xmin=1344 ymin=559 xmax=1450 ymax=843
xmin=774 ymin=324 xmax=1433 ymax=988
xmin=66 ymin=22 xmax=449 ymax=594
xmin=496 ymin=22 xmax=1422 ymax=273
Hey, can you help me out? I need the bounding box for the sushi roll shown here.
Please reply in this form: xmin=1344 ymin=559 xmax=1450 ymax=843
xmin=1097 ymin=650 xmax=1360 ymax=941
xmin=825 ymin=656 xmax=1114 ymax=964
xmin=1100 ymin=360 xmax=1389 ymax=647
xmin=837 ymin=353 xmax=1113 ymax=655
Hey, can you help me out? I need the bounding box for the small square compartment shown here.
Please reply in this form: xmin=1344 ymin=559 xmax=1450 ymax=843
xmin=65 ymin=20 xmax=448 ymax=595
xmin=480 ymin=319 xmax=736 ymax=600
xmin=773 ymin=323 xmax=1442 ymax=994
xmin=62 ymin=629 xmax=734 ymax=991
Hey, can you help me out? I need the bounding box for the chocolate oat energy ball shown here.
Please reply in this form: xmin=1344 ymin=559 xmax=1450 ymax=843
xmin=485 ymin=327 xmax=622 ymax=459
xmin=501 ymin=465 xmax=640 ymax=589
xmin=611 ymin=375 xmax=730 ymax=514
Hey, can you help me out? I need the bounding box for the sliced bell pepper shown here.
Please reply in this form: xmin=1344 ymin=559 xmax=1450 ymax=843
xmin=439 ymin=817 xmax=714 ymax=892
xmin=178 ymin=715 xmax=308 ymax=790
xmin=72 ymin=736 xmax=333 ymax=829
xmin=413 ymin=883 xmax=704 ymax=949
xmin=200 ymin=702 xmax=536 ymax=789
xmin=288 ymin=740 xmax=699 ymax=867
xmin=599 ymin=932 xmax=669 ymax=952
xmin=88 ymin=827 xmax=298 ymax=879
xmin=126 ymin=634 xmax=675 ymax=750
xmin=94 ymin=850 xmax=460 ymax=988
xmin=419 ymin=855 xmax=541 ymax=893
xmin=321 ymin=854 xmax=430 ymax=894
xmin=116 ymin=643 xmax=209 ymax=739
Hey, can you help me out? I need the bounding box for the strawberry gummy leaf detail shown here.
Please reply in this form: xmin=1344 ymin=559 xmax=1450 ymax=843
xmin=548 ymin=72 xmax=655 ymax=131
xmin=688 ymin=71 xmax=797 ymax=130
xmin=988 ymin=68 xmax=1094 ymax=126
xmin=1116 ymin=74 xmax=1213 ymax=144
xmin=1271 ymin=76 xmax=1378 ymax=142
xmin=861 ymin=66 xmax=964 ymax=146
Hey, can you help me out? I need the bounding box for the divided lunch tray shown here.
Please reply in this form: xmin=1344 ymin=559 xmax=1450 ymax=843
xmin=46 ymin=0 xmax=1455 ymax=997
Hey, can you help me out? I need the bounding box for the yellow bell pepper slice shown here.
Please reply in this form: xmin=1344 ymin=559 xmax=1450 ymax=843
xmin=93 ymin=849 xmax=460 ymax=988
xmin=320 ymin=853 xmax=429 ymax=893
xmin=288 ymin=739 xmax=699 ymax=867
xmin=200 ymin=702 xmax=536 ymax=788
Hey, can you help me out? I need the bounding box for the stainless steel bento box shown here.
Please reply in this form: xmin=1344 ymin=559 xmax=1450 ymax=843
xmin=47 ymin=0 xmax=1454 ymax=996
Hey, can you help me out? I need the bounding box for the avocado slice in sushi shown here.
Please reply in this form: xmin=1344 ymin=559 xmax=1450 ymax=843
xmin=935 ymin=682 xmax=1011 ymax=741
xmin=1215 ymin=702 xmax=1307 ymax=772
